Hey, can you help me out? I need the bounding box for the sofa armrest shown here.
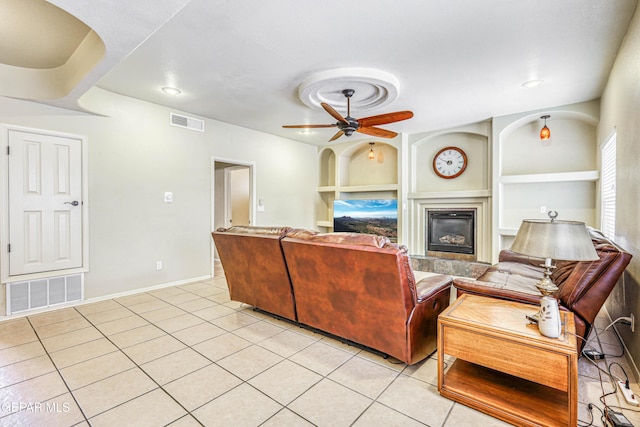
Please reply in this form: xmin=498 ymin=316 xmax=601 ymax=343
xmin=415 ymin=275 xmax=452 ymax=303
xmin=453 ymin=277 xmax=543 ymax=305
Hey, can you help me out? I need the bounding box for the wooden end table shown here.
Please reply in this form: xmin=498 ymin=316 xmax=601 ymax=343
xmin=437 ymin=294 xmax=578 ymax=427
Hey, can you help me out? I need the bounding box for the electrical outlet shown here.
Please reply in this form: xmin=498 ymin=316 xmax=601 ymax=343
xmin=156 ymin=261 xmax=163 ymax=270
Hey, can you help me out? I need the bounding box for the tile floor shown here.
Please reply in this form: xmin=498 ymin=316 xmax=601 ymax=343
xmin=0 ymin=264 xmax=639 ymax=426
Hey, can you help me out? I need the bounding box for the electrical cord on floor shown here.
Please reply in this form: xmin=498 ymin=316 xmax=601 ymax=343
xmin=579 ymin=402 xmax=605 ymax=427
xmin=594 ymin=319 xmax=626 ymax=359
xmin=573 ymin=326 xmax=639 ymax=426
xmin=582 ymin=327 xmax=640 ymax=426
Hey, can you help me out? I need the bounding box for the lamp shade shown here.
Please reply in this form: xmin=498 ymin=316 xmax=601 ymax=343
xmin=511 ymin=220 xmax=599 ymax=261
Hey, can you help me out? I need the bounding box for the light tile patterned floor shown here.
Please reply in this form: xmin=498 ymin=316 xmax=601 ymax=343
xmin=0 ymin=265 xmax=638 ymax=426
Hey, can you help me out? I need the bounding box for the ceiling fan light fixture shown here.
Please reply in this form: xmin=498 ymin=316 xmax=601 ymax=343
xmin=368 ymin=143 xmax=375 ymax=160
xmin=282 ymin=89 xmax=413 ymax=142
xmin=540 ymin=115 xmax=551 ymax=140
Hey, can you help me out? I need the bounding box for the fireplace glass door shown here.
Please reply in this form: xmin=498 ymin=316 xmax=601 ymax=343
xmin=427 ymin=210 xmax=475 ymax=255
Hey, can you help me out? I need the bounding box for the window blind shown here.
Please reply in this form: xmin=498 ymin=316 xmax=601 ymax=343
xmin=601 ymin=133 xmax=616 ymax=239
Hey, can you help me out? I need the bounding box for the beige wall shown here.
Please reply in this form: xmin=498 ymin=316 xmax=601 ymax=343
xmin=0 ymin=88 xmax=318 ymax=299
xmin=599 ymin=5 xmax=640 ymax=368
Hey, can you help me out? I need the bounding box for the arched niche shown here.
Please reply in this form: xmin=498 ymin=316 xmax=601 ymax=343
xmin=318 ymin=147 xmax=336 ymax=187
xmin=339 ymin=141 xmax=398 ymax=187
xmin=499 ymin=111 xmax=598 ymax=176
xmin=413 ymin=131 xmax=489 ymax=193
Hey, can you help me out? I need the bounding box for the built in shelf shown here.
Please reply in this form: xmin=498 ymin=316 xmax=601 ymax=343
xmin=408 ymin=190 xmax=491 ymax=200
xmin=499 ymin=170 xmax=599 ymax=184
xmin=316 ymin=220 xmax=333 ymax=228
xmin=338 ymin=184 xmax=398 ymax=193
xmin=498 ymin=228 xmax=518 ymax=236
xmin=317 ymin=186 xmax=337 ymax=193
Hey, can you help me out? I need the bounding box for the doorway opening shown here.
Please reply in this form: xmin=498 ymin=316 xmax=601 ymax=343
xmin=211 ymin=159 xmax=255 ymax=274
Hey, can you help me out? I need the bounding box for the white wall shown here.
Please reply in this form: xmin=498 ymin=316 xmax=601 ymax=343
xmin=598 ymin=4 xmax=640 ymax=369
xmin=0 ymin=88 xmax=318 ymax=299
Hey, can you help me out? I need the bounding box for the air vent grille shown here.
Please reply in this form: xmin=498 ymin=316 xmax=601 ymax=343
xmin=7 ymin=273 xmax=83 ymax=314
xmin=170 ymin=113 xmax=204 ymax=132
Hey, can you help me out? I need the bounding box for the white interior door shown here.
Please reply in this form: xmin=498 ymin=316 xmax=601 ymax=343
xmin=8 ymin=130 xmax=83 ymax=275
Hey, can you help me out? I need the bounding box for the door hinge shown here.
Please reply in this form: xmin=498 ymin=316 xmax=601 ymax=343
xmin=6 ymin=146 xmax=9 ymax=155
xmin=7 ymin=244 xmax=10 ymax=253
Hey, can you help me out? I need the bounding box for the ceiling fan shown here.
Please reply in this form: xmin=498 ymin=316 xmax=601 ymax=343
xmin=283 ymin=89 xmax=414 ymax=142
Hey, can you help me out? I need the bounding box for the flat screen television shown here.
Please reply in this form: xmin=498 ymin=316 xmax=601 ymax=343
xmin=333 ymin=199 xmax=398 ymax=242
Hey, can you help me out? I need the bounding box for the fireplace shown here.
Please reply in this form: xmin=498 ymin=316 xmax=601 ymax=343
xmin=426 ymin=209 xmax=476 ymax=256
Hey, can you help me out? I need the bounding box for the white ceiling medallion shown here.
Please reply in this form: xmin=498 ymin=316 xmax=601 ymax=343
xmin=298 ymin=68 xmax=400 ymax=113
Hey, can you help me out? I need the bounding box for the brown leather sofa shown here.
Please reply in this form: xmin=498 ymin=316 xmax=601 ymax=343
xmin=212 ymin=226 xmax=297 ymax=321
xmin=212 ymin=226 xmax=452 ymax=365
xmin=453 ymin=228 xmax=632 ymax=352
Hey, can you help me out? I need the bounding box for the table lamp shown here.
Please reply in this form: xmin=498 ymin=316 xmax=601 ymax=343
xmin=510 ymin=212 xmax=599 ymax=338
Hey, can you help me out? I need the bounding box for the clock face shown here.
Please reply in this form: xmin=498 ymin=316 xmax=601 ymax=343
xmin=433 ymin=146 xmax=468 ymax=179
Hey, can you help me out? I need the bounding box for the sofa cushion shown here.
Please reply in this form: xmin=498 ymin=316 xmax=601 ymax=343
xmin=474 ymin=261 xmax=544 ymax=297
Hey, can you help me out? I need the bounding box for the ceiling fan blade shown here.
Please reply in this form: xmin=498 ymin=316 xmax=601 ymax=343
xmin=357 ymin=111 xmax=414 ymax=127
xmin=282 ymin=124 xmax=336 ymax=128
xmin=321 ymin=103 xmax=349 ymax=124
xmin=328 ymin=130 xmax=345 ymax=142
xmin=357 ymin=126 xmax=398 ymax=138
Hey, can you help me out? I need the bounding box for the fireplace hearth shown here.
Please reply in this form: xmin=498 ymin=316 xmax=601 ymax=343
xmin=426 ymin=209 xmax=476 ymax=257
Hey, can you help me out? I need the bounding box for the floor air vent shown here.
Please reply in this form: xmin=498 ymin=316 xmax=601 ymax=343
xmin=170 ymin=113 xmax=205 ymax=132
xmin=7 ymin=273 xmax=83 ymax=314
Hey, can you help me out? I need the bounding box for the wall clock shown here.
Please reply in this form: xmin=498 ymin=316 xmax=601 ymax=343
xmin=433 ymin=146 xmax=468 ymax=179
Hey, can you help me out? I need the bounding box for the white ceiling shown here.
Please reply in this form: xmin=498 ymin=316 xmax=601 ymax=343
xmin=21 ymin=1 xmax=640 ymax=145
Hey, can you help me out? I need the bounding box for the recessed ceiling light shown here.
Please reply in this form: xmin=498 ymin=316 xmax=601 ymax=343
xmin=162 ymin=86 xmax=182 ymax=95
xmin=522 ymin=80 xmax=543 ymax=88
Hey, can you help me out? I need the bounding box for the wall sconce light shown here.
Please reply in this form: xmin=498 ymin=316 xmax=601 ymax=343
xmin=368 ymin=143 xmax=375 ymax=160
xmin=540 ymin=115 xmax=551 ymax=141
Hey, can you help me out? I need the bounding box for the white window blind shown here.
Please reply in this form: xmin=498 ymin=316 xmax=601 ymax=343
xmin=601 ymin=133 xmax=616 ymax=239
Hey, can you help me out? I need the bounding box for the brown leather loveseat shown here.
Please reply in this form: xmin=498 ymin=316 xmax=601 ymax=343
xmin=453 ymin=228 xmax=632 ymax=352
xmin=212 ymin=226 xmax=452 ymax=365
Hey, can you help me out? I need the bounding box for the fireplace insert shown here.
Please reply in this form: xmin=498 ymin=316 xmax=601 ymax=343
xmin=427 ymin=210 xmax=475 ymax=255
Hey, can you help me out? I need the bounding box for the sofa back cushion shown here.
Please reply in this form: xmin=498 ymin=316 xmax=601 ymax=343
xmin=281 ymin=231 xmax=417 ymax=358
xmin=212 ymin=226 xmax=297 ymax=321
xmin=555 ymin=236 xmax=631 ymax=324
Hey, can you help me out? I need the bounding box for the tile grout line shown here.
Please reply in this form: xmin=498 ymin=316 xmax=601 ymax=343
xmin=21 ymin=313 xmax=91 ymax=426
xmin=69 ymin=299 xmax=206 ymax=425
xmin=70 ymin=287 xmax=303 ymax=424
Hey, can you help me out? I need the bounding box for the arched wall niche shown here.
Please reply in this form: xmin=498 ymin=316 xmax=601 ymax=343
xmin=412 ymin=131 xmax=489 ymax=193
xmin=495 ymin=107 xmax=600 ymax=254
xmin=318 ymin=147 xmax=336 ymax=187
xmin=341 ymin=141 xmax=398 ymax=187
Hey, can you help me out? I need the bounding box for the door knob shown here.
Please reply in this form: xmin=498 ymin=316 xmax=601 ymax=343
xmin=65 ymin=201 xmax=79 ymax=206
